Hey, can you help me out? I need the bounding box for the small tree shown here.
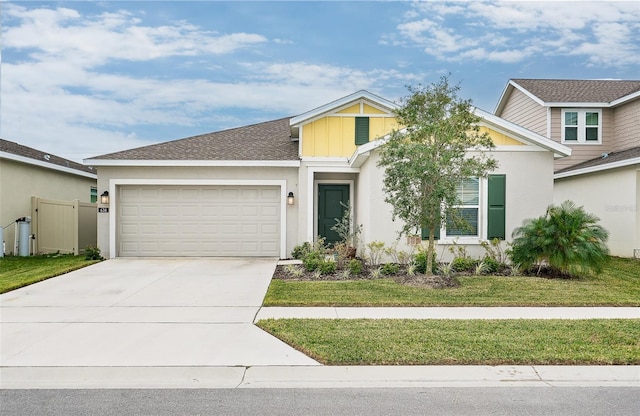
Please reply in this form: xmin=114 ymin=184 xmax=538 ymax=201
xmin=510 ymin=200 xmax=609 ymax=276
xmin=378 ymin=76 xmax=497 ymax=275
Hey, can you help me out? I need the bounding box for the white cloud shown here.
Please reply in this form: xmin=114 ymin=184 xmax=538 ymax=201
xmin=1 ymin=4 xmax=420 ymax=162
xmin=2 ymin=4 xmax=267 ymax=68
xmin=393 ymin=1 xmax=640 ymax=67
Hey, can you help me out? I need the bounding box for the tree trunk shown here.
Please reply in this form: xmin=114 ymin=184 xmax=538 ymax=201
xmin=426 ymin=229 xmax=435 ymax=276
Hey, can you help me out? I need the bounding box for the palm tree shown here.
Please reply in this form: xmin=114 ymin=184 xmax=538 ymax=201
xmin=510 ymin=201 xmax=609 ymax=276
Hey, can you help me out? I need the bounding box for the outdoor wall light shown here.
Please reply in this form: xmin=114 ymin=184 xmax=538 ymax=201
xmin=100 ymin=191 xmax=110 ymax=205
xmin=287 ymin=192 xmax=295 ymax=205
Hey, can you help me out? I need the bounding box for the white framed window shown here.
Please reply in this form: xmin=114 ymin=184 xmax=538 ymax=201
xmin=444 ymin=178 xmax=480 ymax=238
xmin=561 ymin=109 xmax=601 ymax=144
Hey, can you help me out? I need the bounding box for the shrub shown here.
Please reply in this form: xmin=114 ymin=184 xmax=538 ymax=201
xmin=284 ymin=264 xmax=304 ymax=278
xmin=450 ymin=256 xmax=478 ymax=272
xmin=303 ymin=253 xmax=323 ymax=272
xmin=292 ymin=242 xmax=312 ymax=260
xmin=318 ymin=260 xmax=337 ymax=275
xmin=510 ymin=200 xmax=609 ymax=276
xmin=482 ymin=256 xmax=501 ymax=274
xmin=348 ymin=259 xmax=363 ymax=275
xmin=84 ymin=245 xmax=104 ymax=261
xmin=413 ymin=250 xmax=437 ymax=274
xmin=480 ymin=238 xmax=507 ymax=264
xmin=366 ymin=241 xmax=385 ymax=266
xmin=380 ymin=263 xmax=399 ymax=275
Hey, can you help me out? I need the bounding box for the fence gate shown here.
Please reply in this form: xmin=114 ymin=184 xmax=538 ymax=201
xmin=31 ymin=197 xmax=97 ymax=255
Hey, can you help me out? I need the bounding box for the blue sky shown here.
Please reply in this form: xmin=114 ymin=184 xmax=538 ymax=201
xmin=2 ymin=1 xmax=639 ymax=163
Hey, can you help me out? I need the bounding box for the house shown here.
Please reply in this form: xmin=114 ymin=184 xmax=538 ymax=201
xmin=86 ymin=90 xmax=570 ymax=260
xmin=495 ymin=79 xmax=640 ymax=257
xmin=0 ymin=139 xmax=98 ymax=255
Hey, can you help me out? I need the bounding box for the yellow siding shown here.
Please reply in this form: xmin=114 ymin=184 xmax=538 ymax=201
xmin=302 ymin=115 xmax=398 ymax=157
xmin=363 ymin=104 xmax=387 ymax=115
xmin=371 ymin=118 xmax=398 ymax=140
xmin=481 ymin=127 xmax=523 ymax=146
xmin=337 ymin=104 xmax=360 ymax=114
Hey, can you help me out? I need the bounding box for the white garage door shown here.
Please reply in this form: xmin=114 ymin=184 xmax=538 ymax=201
xmin=118 ymin=185 xmax=280 ymax=257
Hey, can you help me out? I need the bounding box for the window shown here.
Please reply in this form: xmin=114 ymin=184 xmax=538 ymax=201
xmin=445 ymin=178 xmax=479 ymax=237
xmin=355 ymin=117 xmax=369 ymax=145
xmin=90 ymin=187 xmax=98 ymax=203
xmin=421 ymin=175 xmax=506 ymax=241
xmin=561 ymin=109 xmax=601 ymax=144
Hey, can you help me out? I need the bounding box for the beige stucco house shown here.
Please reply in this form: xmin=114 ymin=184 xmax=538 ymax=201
xmin=0 ymin=139 xmax=98 ymax=255
xmin=86 ymin=90 xmax=569 ymax=260
xmin=495 ymin=79 xmax=640 ymax=257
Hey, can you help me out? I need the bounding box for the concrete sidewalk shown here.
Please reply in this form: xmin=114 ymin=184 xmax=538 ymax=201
xmin=255 ymin=306 xmax=640 ymax=321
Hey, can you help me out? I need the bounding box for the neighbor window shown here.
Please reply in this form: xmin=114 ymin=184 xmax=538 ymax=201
xmin=90 ymin=187 xmax=98 ymax=203
xmin=561 ymin=109 xmax=601 ymax=144
xmin=445 ymin=178 xmax=479 ymax=237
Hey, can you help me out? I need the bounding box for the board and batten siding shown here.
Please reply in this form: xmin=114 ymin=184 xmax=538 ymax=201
xmin=612 ymin=99 xmax=640 ymax=152
xmin=550 ymin=108 xmax=614 ymax=171
xmin=499 ymin=88 xmax=547 ymax=136
xmin=300 ymin=100 xmax=398 ymax=158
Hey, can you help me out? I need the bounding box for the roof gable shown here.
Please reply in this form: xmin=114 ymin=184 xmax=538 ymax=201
xmin=289 ymin=90 xmax=398 ymax=128
xmin=0 ymin=138 xmax=96 ymax=178
xmin=496 ymin=79 xmax=640 ymax=113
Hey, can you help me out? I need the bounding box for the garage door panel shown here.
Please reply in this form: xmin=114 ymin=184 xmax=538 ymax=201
xmin=118 ymin=185 xmax=280 ymax=257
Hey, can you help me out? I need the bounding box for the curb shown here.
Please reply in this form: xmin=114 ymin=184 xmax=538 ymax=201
xmin=2 ymin=365 xmax=638 ymax=389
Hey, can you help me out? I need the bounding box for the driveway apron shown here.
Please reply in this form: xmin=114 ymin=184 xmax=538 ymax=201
xmin=1 ymin=258 xmax=319 ymax=367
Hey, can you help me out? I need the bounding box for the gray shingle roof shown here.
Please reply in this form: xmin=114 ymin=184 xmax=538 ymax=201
xmin=0 ymin=138 xmax=95 ymax=174
xmin=512 ymin=79 xmax=640 ymax=103
xmin=556 ymin=146 xmax=640 ymax=174
xmin=89 ymin=117 xmax=299 ymax=161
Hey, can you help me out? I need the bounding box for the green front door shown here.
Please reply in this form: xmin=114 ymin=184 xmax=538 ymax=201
xmin=318 ymin=184 xmax=349 ymax=245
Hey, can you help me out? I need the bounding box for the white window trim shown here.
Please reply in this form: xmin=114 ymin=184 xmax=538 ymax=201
xmin=561 ymin=109 xmax=602 ymax=145
xmin=438 ymin=177 xmax=488 ymax=245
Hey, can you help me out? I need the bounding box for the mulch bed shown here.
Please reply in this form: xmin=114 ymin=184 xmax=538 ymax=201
xmin=272 ymin=264 xmax=460 ymax=289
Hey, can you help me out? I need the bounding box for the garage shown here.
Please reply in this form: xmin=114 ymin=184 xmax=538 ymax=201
xmin=117 ymin=185 xmax=281 ymax=257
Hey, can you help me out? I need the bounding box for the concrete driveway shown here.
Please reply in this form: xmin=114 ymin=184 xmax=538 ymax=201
xmin=1 ymin=258 xmax=318 ymax=367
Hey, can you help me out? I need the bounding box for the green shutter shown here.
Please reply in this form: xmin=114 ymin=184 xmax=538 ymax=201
xmin=355 ymin=117 xmax=369 ymax=145
xmin=421 ymin=226 xmax=440 ymax=240
xmin=487 ymin=175 xmax=506 ymax=240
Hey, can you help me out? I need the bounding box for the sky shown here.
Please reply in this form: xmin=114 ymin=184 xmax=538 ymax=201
xmin=2 ymin=1 xmax=639 ymax=163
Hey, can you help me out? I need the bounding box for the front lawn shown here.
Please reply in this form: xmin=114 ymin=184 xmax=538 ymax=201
xmin=0 ymin=254 xmax=101 ymax=293
xmin=264 ymin=256 xmax=640 ymax=306
xmin=257 ymin=318 xmax=640 ymax=365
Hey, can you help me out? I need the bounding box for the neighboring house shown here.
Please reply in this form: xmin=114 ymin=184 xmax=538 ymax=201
xmin=86 ymin=90 xmax=569 ymax=260
xmin=495 ymin=79 xmax=640 ymax=257
xmin=0 ymin=139 xmax=98 ymax=255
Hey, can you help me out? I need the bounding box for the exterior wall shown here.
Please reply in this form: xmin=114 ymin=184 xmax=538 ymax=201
xmin=481 ymin=127 xmax=524 ymax=146
xmin=356 ymin=148 xmax=556 ymax=262
xmin=554 ymin=167 xmax=639 ymax=257
xmin=0 ymin=159 xmax=96 ymax=255
xmin=301 ymin=111 xmax=397 ymax=157
xmin=96 ymin=165 xmax=299 ymax=258
xmin=499 ymin=88 xmax=547 ymax=136
xmin=612 ymin=99 xmax=640 ymax=152
xmin=550 ymin=107 xmax=614 ymax=171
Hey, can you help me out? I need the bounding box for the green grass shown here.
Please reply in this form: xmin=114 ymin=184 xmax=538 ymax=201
xmin=0 ymin=254 xmax=101 ymax=293
xmin=257 ymin=318 xmax=640 ymax=365
xmin=264 ymin=257 xmax=640 ymax=306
